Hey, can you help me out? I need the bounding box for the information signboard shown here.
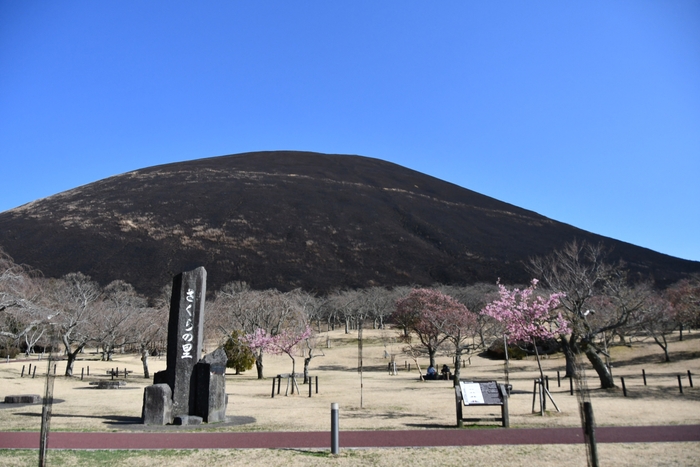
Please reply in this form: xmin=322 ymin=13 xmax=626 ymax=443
xmin=454 ymin=380 xmax=509 ymax=428
xmin=459 ymin=381 xmax=502 ymax=405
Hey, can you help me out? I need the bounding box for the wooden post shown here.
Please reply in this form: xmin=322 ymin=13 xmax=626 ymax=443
xmin=53 ymin=364 xmax=56 ymax=375
xmin=688 ymin=371 xmax=693 ymax=388
xmin=81 ymin=368 xmax=84 ymax=380
xmin=677 ymin=375 xmax=683 ymax=394
xmin=620 ymin=377 xmax=627 ymax=397
xmin=21 ymin=365 xmax=25 ymax=377
xmin=309 ymin=377 xmax=312 ymax=397
xmin=499 ymin=384 xmax=510 ymax=428
xmin=642 ymin=369 xmax=647 ymax=386
xmin=277 ymin=375 xmax=281 ymax=395
xmin=454 ymin=386 xmax=463 ymax=428
xmin=29 ymin=363 xmax=32 ymax=375
xmin=583 ymin=402 xmax=599 ymax=467
xmin=569 ymin=376 xmax=573 ymax=395
xmin=32 ymin=367 xmax=37 ymax=378
xmin=271 ymin=378 xmax=276 ymax=398
xmin=87 ymin=366 xmax=90 ymax=376
xmin=316 ymin=376 xmax=319 ymax=394
xmin=557 ymin=371 xmax=561 ymax=387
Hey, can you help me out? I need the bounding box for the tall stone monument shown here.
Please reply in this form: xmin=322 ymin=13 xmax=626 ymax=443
xmin=142 ymin=267 xmax=227 ymax=425
xmin=164 ymin=267 xmax=207 ymax=417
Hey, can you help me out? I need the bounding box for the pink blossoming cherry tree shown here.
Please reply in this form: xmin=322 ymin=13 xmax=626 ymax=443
xmin=483 ymin=279 xmax=568 ymax=413
xmin=243 ymin=325 xmax=312 ymax=394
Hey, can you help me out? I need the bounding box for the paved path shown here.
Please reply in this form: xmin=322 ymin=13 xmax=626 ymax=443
xmin=1 ymin=426 xmax=699 ymax=450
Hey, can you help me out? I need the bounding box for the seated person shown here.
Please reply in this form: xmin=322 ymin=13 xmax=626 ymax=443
xmin=440 ymin=364 xmax=451 ymax=380
xmin=425 ymin=365 xmax=437 ymax=380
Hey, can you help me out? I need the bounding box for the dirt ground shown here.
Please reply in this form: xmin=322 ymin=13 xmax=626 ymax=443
xmin=1 ymin=328 xmax=699 ymax=465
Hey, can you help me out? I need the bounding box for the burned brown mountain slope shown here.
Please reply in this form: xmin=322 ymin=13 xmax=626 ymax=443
xmin=0 ymin=151 xmax=697 ymax=298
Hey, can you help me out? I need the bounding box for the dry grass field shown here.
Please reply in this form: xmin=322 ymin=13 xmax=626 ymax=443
xmin=1 ymin=327 xmax=699 ymax=466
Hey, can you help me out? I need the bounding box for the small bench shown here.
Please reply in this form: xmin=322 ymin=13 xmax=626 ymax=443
xmin=90 ymin=381 xmax=126 ymax=389
xmin=4 ymin=394 xmax=42 ymax=404
xmin=105 ymin=369 xmax=133 ymax=377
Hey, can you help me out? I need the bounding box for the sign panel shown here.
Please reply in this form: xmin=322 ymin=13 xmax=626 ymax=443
xmin=460 ymin=382 xmax=485 ymax=405
xmin=459 ymin=381 xmax=503 ymax=406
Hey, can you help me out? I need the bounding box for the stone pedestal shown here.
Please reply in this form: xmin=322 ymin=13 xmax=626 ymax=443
xmin=194 ymin=348 xmax=228 ymax=423
xmin=142 ymin=384 xmax=173 ymax=425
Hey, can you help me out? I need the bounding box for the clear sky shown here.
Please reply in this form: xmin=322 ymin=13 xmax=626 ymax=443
xmin=1 ymin=1 xmax=699 ymax=261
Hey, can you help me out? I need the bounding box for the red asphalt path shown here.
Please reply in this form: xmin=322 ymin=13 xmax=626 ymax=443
xmin=1 ymin=426 xmax=699 ymax=450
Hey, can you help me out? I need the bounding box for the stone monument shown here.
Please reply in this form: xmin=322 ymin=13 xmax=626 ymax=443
xmin=142 ymin=267 xmax=227 ymax=425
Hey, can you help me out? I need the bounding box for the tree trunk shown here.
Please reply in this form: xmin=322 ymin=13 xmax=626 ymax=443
xmin=428 ymin=348 xmax=437 ymax=369
xmin=290 ymin=356 xmax=296 ymax=394
xmin=584 ymin=347 xmax=615 ymax=389
xmin=255 ymin=352 xmax=264 ymax=379
xmin=64 ymin=344 xmax=85 ymax=377
xmin=533 ymin=338 xmax=546 ymax=415
xmin=141 ymin=347 xmax=150 ymax=379
xmin=653 ymin=335 xmax=671 ymax=362
xmin=303 ymin=357 xmax=311 ymax=384
xmin=453 ymin=351 xmax=461 ymax=386
xmin=560 ymin=335 xmax=577 ymax=377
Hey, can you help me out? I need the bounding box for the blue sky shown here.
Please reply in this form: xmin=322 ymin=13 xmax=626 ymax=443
xmin=1 ymin=1 xmax=699 ymax=261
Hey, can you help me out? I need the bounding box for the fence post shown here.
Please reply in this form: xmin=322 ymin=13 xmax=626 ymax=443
xmin=557 ymin=371 xmax=561 ymax=387
xmin=620 ymin=377 xmax=627 ymax=397
xmin=316 ymin=376 xmax=319 ymax=394
xmin=688 ymin=371 xmax=693 ymax=388
xmin=677 ymin=375 xmax=683 ymax=394
xmin=642 ymin=369 xmax=647 ymax=386
xmin=271 ymin=378 xmax=276 ymax=398
xmin=569 ymin=376 xmax=574 ymax=395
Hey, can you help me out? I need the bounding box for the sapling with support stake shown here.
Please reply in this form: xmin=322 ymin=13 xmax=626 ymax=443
xmin=483 ymin=279 xmax=568 ymax=415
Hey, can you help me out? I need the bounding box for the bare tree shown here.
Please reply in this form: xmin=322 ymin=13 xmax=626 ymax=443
xmin=529 ymin=240 xmax=647 ymax=388
xmin=0 ymin=249 xmax=50 ymax=354
xmin=626 ymin=289 xmax=674 ymax=362
xmin=90 ymin=280 xmax=147 ymax=361
xmin=45 ymin=273 xmax=102 ymax=376
xmin=667 ymin=275 xmax=700 ymax=340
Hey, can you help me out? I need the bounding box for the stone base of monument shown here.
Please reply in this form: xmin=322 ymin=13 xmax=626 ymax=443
xmin=142 ymin=384 xmax=174 ymax=426
xmin=89 ymin=381 xmax=126 ymax=389
xmin=193 ymin=348 xmax=228 ymax=423
xmin=174 ymin=415 xmax=203 ymax=426
xmin=4 ymin=394 xmax=42 ymax=404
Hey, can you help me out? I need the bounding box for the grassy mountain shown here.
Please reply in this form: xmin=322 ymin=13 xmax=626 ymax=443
xmin=0 ymin=151 xmax=697 ymax=298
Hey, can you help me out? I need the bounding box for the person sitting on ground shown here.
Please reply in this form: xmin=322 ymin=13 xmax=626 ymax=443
xmin=441 ymin=364 xmax=451 ymax=380
xmin=425 ymin=365 xmax=437 ymax=380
